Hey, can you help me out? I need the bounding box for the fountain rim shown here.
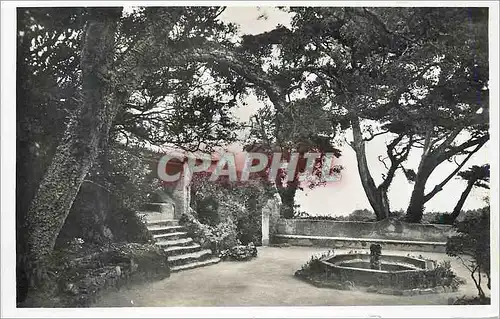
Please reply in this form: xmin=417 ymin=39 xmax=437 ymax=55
xmin=320 ymin=253 xmax=429 ymax=274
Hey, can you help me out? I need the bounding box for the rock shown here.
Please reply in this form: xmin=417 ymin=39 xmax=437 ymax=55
xmin=98 ymin=243 xmax=170 ymax=279
xmin=59 ymin=243 xmax=170 ymax=307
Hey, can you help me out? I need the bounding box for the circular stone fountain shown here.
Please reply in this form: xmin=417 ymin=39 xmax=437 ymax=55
xmin=295 ymin=244 xmax=462 ymax=295
xmin=320 ymin=253 xmax=432 ymax=288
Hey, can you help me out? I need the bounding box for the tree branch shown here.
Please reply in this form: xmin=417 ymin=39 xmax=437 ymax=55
xmin=379 ymin=134 xmax=412 ymax=190
xmin=438 ymin=134 xmax=489 ymax=163
xmin=424 ymin=138 xmax=487 ymax=202
xmin=432 ymin=127 xmax=462 ymax=157
xmin=364 ymin=129 xmax=390 ymax=142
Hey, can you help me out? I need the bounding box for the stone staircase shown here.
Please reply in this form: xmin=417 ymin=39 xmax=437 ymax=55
xmin=144 ymin=217 xmax=221 ymax=272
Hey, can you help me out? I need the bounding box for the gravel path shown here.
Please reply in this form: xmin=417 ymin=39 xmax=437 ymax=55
xmin=93 ymin=246 xmax=481 ymax=307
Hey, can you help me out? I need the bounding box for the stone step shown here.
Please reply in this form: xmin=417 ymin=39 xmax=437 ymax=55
xmin=165 ymin=243 xmax=202 ymax=256
xmin=170 ymin=257 xmax=221 ymax=272
xmin=155 ymin=237 xmax=193 ymax=248
xmin=143 ymin=202 xmax=175 ymax=213
xmin=145 ymin=219 xmax=179 ymax=227
xmin=167 ymin=249 xmax=213 ymax=267
xmin=153 ymin=232 xmax=187 ymax=240
xmin=274 ymin=234 xmax=447 ymax=253
xmin=148 ymin=225 xmax=185 ymax=233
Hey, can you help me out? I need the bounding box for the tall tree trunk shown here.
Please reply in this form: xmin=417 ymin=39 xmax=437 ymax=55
xmin=377 ymin=188 xmax=390 ymax=220
xmin=278 ymin=181 xmax=298 ymax=218
xmin=405 ymin=164 xmax=433 ymax=223
xmin=405 ymin=127 xmax=436 ymax=223
xmin=351 ymin=118 xmax=389 ymax=220
xmin=444 ymin=179 xmax=476 ymax=224
xmin=23 ymin=8 xmax=122 ymax=291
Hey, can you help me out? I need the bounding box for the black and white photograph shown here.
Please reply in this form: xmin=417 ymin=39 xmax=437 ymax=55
xmin=1 ymin=2 xmax=498 ymax=318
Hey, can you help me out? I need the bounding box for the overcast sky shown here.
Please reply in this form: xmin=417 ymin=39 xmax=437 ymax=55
xmin=218 ymin=7 xmax=489 ymax=216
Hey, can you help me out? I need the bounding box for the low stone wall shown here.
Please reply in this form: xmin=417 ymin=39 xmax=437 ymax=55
xmin=275 ymin=218 xmax=455 ymax=242
xmin=273 ymin=235 xmax=448 ymax=252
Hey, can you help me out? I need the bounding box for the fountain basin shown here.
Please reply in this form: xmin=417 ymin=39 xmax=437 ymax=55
xmin=320 ymin=253 xmax=432 ymax=288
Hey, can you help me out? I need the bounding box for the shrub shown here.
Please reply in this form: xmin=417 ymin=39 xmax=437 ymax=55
xmin=194 ymin=197 xmax=220 ymax=226
xmin=393 ymin=261 xmax=458 ymax=290
xmin=292 ymin=209 xmax=376 ymax=222
xmin=446 ymin=206 xmax=490 ymax=301
xmin=388 ymin=209 xmax=406 ymax=220
xmin=298 ymin=250 xmax=335 ymax=274
xmin=189 ymin=173 xmax=275 ymax=245
xmin=220 ymin=243 xmax=258 ymax=261
xmin=179 ymin=209 xmax=239 ymax=253
xmin=106 ymin=207 xmax=152 ymax=244
xmin=348 ymin=209 xmax=376 ymax=221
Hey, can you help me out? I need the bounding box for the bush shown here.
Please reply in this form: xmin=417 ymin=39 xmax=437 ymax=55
xmin=189 ymin=173 xmax=275 ymax=245
xmin=393 ymin=260 xmax=459 ymax=290
xmin=292 ymin=209 xmax=376 ymax=222
xmin=106 ymin=207 xmax=152 ymax=244
xmin=195 ymin=197 xmax=220 ymax=226
xmin=220 ymin=243 xmax=258 ymax=261
xmin=22 ymin=243 xmax=169 ymax=307
xmin=348 ymin=209 xmax=376 ymax=221
xmin=179 ymin=209 xmax=239 ymax=253
xmin=446 ymin=206 xmax=490 ymax=301
xmin=297 ymin=250 xmax=334 ymax=274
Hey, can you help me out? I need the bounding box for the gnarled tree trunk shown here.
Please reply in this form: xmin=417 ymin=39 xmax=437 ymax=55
xmin=23 ymin=8 xmax=122 ymax=291
xmin=351 ymin=117 xmax=390 ymax=220
xmin=405 ymin=130 xmax=488 ymax=223
xmin=445 ymin=179 xmax=476 ymax=224
xmin=405 ymin=166 xmax=433 ymax=223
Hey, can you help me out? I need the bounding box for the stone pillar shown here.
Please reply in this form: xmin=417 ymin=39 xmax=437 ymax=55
xmin=172 ymin=160 xmax=192 ymax=219
xmin=262 ymin=208 xmax=270 ymax=246
xmin=262 ymin=194 xmax=281 ymax=246
xmin=182 ymin=160 xmax=192 ymax=216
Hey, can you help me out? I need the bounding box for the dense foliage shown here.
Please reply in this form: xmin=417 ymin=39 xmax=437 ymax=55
xmin=189 ymin=172 xmax=277 ymax=245
xmin=240 ymin=7 xmax=489 ymax=221
xmin=179 ymin=209 xmax=240 ymax=252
